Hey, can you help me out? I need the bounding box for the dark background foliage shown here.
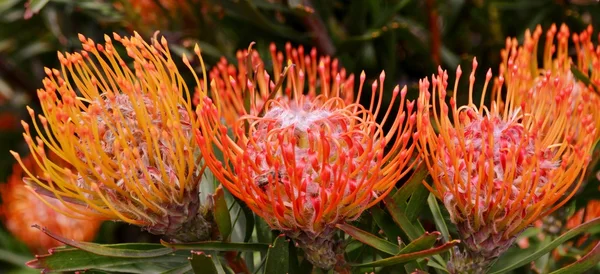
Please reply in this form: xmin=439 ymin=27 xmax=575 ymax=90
xmin=1 ymin=0 xmax=600 ymax=273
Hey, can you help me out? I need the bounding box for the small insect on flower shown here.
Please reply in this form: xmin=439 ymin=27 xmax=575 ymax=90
xmin=194 ymin=43 xmax=417 ymax=270
xmin=0 ymin=154 xmax=101 ymax=253
xmin=11 ymin=32 xmax=211 ymax=242
xmin=415 ymin=56 xmax=596 ymax=272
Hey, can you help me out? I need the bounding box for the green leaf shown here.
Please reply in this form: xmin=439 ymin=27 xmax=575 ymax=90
xmin=27 ymin=247 xmax=188 ymax=273
xmin=160 ymin=264 xmax=192 ymax=274
xmin=350 ymin=240 xmax=459 ymax=267
xmin=161 ymin=239 xmax=269 ymax=252
xmin=392 ymin=163 xmax=429 ymax=205
xmin=428 ymin=193 xmax=450 ymax=242
xmin=33 ymin=225 xmax=174 ymax=258
xmin=336 ymin=223 xmax=400 ymax=255
xmin=384 ymin=163 xmax=429 ymax=242
xmin=571 ymin=66 xmax=600 ymax=94
xmin=384 ymin=194 xmax=426 ymax=241
xmin=0 ymin=0 xmax=20 ymax=13
xmin=398 ymin=232 xmax=440 ymax=254
xmin=256 ymin=216 xmax=274 ymax=244
xmin=0 ymin=248 xmax=31 ymax=266
xmin=264 ymin=235 xmax=289 ymax=274
xmin=189 ymin=252 xmax=219 ymax=274
xmin=549 ymin=239 xmax=600 ymax=274
xmin=26 ymin=0 xmax=50 ymax=15
xmin=213 ymin=186 xmax=233 ymax=241
xmin=371 ymin=206 xmax=403 ymax=244
xmin=406 ymin=184 xmax=429 ymax=221
xmin=490 ymin=217 xmax=600 ymax=274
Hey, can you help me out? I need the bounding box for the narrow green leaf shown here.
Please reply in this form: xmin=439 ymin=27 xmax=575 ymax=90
xmin=190 ymin=252 xmax=219 ymax=274
xmin=161 ymin=239 xmax=269 ymax=252
xmin=238 ymin=200 xmax=255 ymax=243
xmin=549 ymin=239 xmax=600 ymax=274
xmin=33 ymin=225 xmax=174 ymax=258
xmin=264 ymin=235 xmax=289 ymax=274
xmin=384 ymin=195 xmax=425 ymax=241
xmin=571 ymin=66 xmax=600 ymax=94
xmin=213 ymin=186 xmax=233 ymax=241
xmin=490 ymin=217 xmax=600 ymax=274
xmin=337 ymin=223 xmax=400 ymax=255
xmin=27 ymin=248 xmax=188 ymax=272
xmin=288 ymin=239 xmax=300 ymax=274
xmin=406 ymin=184 xmax=430 ymax=221
xmin=160 ymin=264 xmax=192 ymax=274
xmin=371 ymin=206 xmax=403 ymax=244
xmin=428 ymin=194 xmax=450 ymax=242
xmin=26 ymin=0 xmax=49 ymax=15
xmin=0 ymin=0 xmax=20 ymax=13
xmin=256 ymin=217 xmax=274 ymax=244
xmin=350 ymin=240 xmax=459 ymax=267
xmin=0 ymin=248 xmax=31 ymax=266
xmin=392 ymin=163 xmax=429 ymax=205
xmin=398 ymin=232 xmax=440 ymax=254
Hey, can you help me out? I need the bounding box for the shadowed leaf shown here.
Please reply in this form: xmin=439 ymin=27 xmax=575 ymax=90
xmin=161 ymin=239 xmax=269 ymax=252
xmin=337 ymin=223 xmax=400 ymax=255
xmin=33 ymin=225 xmax=174 ymax=258
xmin=491 ymin=217 xmax=600 ymax=274
xmin=190 ymin=251 xmax=219 ymax=274
xmin=264 ymin=235 xmax=289 ymax=274
xmin=350 ymin=240 xmax=459 ymax=267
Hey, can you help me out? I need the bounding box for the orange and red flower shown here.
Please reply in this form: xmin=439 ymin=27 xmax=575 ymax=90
xmin=416 ymin=55 xmax=595 ymax=271
xmin=194 ymin=44 xmax=417 ymax=269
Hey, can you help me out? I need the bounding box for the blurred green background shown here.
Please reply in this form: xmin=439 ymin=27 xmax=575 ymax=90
xmin=1 ymin=0 xmax=600 ymax=273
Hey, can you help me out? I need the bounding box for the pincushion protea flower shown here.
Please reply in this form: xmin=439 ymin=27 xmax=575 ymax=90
xmin=0 ymin=155 xmax=100 ymax=253
xmin=10 ymin=32 xmax=211 ymax=242
xmin=415 ymin=58 xmax=596 ymax=273
xmin=499 ymin=24 xmax=600 ymax=142
xmin=194 ymin=44 xmax=416 ymax=270
xmin=195 ymin=42 xmax=354 ymax=125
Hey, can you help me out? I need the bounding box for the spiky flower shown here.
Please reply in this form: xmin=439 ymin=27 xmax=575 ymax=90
xmin=11 ymin=32 xmax=210 ymax=242
xmin=499 ymin=24 xmax=600 ymax=142
xmin=0 ymin=155 xmax=101 ymax=253
xmin=195 ymin=44 xmax=416 ymax=270
xmin=197 ymin=42 xmax=354 ymax=125
xmin=415 ymin=58 xmax=595 ymax=273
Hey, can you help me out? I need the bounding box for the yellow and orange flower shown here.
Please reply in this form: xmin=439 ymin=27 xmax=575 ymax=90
xmin=194 ymin=44 xmax=416 ymax=269
xmin=0 ymin=155 xmax=100 ymax=253
xmin=416 ymin=56 xmax=595 ymax=271
xmin=11 ymin=32 xmax=209 ymax=242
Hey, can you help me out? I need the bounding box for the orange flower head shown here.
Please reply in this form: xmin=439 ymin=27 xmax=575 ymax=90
xmin=11 ymin=32 xmax=210 ymax=242
xmin=195 ymin=44 xmax=416 ymax=269
xmin=196 ymin=42 xmax=354 ymax=125
xmin=0 ymin=155 xmax=100 ymax=253
xmin=499 ymin=24 xmax=600 ymax=141
xmin=416 ymin=58 xmax=595 ymax=270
